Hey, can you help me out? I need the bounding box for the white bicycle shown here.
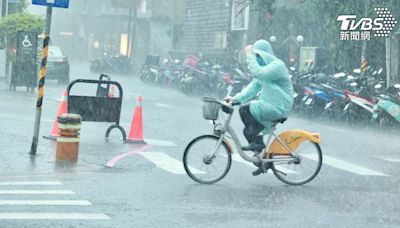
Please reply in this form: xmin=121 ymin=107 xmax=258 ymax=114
xmin=183 ymin=97 xmax=323 ymax=185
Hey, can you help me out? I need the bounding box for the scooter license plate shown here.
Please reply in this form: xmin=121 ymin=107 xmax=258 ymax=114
xmin=302 ymin=95 xmax=308 ymax=102
xmin=305 ymin=98 xmax=313 ymax=105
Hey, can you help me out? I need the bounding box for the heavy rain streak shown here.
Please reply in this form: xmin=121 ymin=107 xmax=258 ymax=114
xmin=0 ymin=0 xmax=399 ymax=227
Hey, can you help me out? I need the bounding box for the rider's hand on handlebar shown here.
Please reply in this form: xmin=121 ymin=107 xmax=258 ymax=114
xmin=224 ymin=96 xmax=236 ymax=104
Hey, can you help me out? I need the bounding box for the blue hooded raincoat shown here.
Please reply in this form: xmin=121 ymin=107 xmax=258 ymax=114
xmin=234 ymin=40 xmax=294 ymax=134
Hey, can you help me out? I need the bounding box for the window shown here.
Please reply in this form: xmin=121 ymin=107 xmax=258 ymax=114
xmin=231 ymin=0 xmax=249 ymax=31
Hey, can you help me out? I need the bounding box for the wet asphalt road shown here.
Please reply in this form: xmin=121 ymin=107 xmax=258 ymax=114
xmin=0 ymin=63 xmax=399 ymax=228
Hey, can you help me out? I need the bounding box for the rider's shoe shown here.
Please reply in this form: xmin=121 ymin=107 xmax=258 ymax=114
xmin=242 ymin=136 xmax=265 ymax=152
xmin=252 ymin=168 xmax=263 ymax=176
xmin=252 ymin=162 xmax=272 ymax=176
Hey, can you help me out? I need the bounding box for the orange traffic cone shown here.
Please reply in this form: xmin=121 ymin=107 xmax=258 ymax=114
xmin=108 ymin=84 xmax=115 ymax=97
xmin=43 ymin=89 xmax=68 ymax=141
xmin=127 ymin=96 xmax=146 ymax=144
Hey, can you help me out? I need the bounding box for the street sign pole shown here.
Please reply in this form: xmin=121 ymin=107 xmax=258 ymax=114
xmin=30 ymin=6 xmax=52 ymax=155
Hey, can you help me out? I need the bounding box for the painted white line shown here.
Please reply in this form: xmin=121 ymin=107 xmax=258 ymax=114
xmin=154 ymin=103 xmax=173 ymax=108
xmin=0 ymin=190 xmax=75 ymax=195
xmin=0 ymin=213 xmax=110 ymax=220
xmin=0 ymin=200 xmax=91 ymax=206
xmin=379 ymin=158 xmax=400 ymax=163
xmin=141 ymin=152 xmax=203 ymax=174
xmin=303 ymin=154 xmax=389 ymax=176
xmin=231 ymin=154 xmax=297 ymax=174
xmin=145 ymin=139 xmax=177 ymax=147
xmin=0 ymin=181 xmax=62 ymax=186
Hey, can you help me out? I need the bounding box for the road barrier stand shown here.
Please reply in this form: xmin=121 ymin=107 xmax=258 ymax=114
xmin=56 ymin=113 xmax=81 ymax=162
xmin=67 ymin=75 xmax=126 ymax=141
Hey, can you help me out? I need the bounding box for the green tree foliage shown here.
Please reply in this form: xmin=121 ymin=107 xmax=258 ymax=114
xmin=0 ymin=13 xmax=44 ymax=61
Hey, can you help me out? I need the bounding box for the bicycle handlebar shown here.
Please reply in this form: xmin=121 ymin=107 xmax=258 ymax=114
xmin=202 ymin=97 xmax=240 ymax=108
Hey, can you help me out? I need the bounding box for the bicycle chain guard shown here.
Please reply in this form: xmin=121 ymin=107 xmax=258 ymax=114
xmin=266 ymin=130 xmax=321 ymax=158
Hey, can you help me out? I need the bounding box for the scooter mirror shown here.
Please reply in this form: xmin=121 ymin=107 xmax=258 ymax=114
xmin=372 ymin=70 xmax=377 ymax=76
xmin=374 ymin=84 xmax=382 ymax=89
xmin=353 ymin=69 xmax=361 ymax=74
xmin=378 ymin=68 xmax=383 ymax=74
xmin=394 ymin=84 xmax=400 ymax=89
xmin=350 ymin=82 xmax=358 ymax=87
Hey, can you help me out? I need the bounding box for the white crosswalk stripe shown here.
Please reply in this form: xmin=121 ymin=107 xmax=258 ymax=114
xmin=139 ymin=148 xmax=393 ymax=177
xmin=140 ymin=152 xmax=203 ymax=174
xmin=0 ymin=181 xmax=109 ymax=220
xmin=303 ymin=154 xmax=389 ymax=176
xmin=0 ymin=200 xmax=91 ymax=206
xmin=0 ymin=190 xmax=75 ymax=195
xmin=0 ymin=213 xmax=109 ymax=220
xmin=0 ymin=181 xmax=62 ymax=186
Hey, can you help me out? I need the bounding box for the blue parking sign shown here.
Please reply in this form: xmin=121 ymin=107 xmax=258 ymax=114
xmin=32 ymin=0 xmax=69 ymax=8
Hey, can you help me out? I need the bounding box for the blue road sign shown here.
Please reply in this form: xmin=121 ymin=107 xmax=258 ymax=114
xmin=32 ymin=0 xmax=69 ymax=8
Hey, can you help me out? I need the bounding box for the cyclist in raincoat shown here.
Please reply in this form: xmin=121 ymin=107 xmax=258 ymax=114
xmin=225 ymin=39 xmax=294 ymax=152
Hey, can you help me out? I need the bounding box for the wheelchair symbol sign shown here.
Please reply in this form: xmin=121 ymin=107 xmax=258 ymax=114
xmin=22 ymin=35 xmax=33 ymax=48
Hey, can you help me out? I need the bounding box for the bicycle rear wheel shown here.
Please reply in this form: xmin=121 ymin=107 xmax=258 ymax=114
xmin=183 ymin=135 xmax=232 ymax=184
xmin=272 ymin=140 xmax=322 ymax=186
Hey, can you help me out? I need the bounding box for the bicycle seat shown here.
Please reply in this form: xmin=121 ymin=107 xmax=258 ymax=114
xmin=273 ymin=118 xmax=287 ymax=124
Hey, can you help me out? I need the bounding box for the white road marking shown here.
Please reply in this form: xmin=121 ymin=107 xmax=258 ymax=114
xmin=141 ymin=152 xmax=203 ymax=174
xmin=303 ymin=154 xmax=389 ymax=176
xmin=0 ymin=213 xmax=110 ymax=220
xmin=379 ymin=158 xmax=400 ymax=163
xmin=0 ymin=200 xmax=91 ymax=206
xmin=145 ymin=139 xmax=177 ymax=147
xmin=0 ymin=181 xmax=62 ymax=186
xmin=0 ymin=190 xmax=75 ymax=195
xmin=154 ymin=103 xmax=173 ymax=108
xmin=231 ymin=153 xmax=298 ymax=174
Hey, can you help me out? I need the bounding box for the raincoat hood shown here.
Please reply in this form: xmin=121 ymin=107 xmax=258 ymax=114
xmin=253 ymin=39 xmax=274 ymax=56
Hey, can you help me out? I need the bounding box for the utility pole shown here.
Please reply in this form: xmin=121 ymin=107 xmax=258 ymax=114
xmin=2 ymin=0 xmax=7 ymax=82
xmin=30 ymin=6 xmax=53 ymax=155
xmin=1 ymin=0 xmax=7 ymax=17
xmin=360 ymin=0 xmax=370 ymax=67
xmin=171 ymin=0 xmax=175 ymax=50
xmin=127 ymin=7 xmax=133 ymax=58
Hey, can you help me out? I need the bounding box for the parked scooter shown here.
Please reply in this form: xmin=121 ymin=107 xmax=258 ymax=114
xmin=372 ymin=84 xmax=400 ymax=128
xmin=90 ymin=54 xmax=132 ymax=74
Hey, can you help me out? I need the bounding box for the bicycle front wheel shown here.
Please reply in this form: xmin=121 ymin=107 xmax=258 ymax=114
xmin=272 ymin=140 xmax=322 ymax=186
xmin=183 ymin=135 xmax=232 ymax=184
